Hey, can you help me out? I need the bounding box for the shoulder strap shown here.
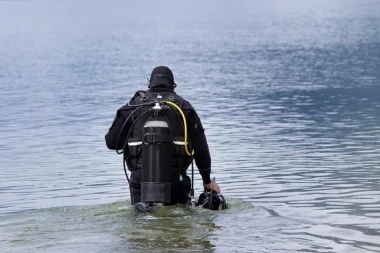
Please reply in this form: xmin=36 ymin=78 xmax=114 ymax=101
xmin=162 ymin=93 xmax=185 ymax=108
xmin=143 ymin=90 xmax=185 ymax=108
xmin=131 ymin=90 xmax=151 ymax=105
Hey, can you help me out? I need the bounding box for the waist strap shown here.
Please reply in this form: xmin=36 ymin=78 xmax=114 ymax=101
xmin=143 ymin=133 xmax=172 ymax=144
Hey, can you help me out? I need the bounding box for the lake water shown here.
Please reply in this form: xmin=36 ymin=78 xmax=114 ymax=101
xmin=1 ymin=0 xmax=380 ymax=252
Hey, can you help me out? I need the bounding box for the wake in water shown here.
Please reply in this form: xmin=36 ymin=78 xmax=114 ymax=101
xmin=2 ymin=199 xmax=379 ymax=252
xmin=0 ymin=200 xmax=250 ymax=253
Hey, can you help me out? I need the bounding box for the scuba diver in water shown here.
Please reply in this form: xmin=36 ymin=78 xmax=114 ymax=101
xmin=105 ymin=66 xmax=226 ymax=211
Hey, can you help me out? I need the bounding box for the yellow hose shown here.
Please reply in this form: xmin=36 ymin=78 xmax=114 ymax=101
xmin=165 ymin=101 xmax=194 ymax=156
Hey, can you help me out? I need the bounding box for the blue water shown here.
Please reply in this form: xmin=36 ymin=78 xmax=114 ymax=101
xmin=1 ymin=0 xmax=380 ymax=252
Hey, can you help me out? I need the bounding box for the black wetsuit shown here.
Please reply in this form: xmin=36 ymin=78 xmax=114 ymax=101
xmin=105 ymin=87 xmax=212 ymax=205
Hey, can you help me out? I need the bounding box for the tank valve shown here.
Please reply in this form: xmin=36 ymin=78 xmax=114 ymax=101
xmin=152 ymin=102 xmax=162 ymax=110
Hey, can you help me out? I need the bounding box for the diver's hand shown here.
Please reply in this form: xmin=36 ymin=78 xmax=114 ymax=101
xmin=204 ymin=181 xmax=221 ymax=194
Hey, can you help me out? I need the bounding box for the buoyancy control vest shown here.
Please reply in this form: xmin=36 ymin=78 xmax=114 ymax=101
xmin=124 ymin=90 xmax=193 ymax=203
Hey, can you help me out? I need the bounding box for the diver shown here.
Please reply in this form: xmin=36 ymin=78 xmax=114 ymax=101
xmin=105 ymin=66 xmax=224 ymax=211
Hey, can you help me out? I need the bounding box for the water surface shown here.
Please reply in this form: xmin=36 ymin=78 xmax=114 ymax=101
xmin=1 ymin=0 xmax=380 ymax=252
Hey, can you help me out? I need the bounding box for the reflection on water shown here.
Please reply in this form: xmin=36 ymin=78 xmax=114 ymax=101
xmin=1 ymin=0 xmax=380 ymax=252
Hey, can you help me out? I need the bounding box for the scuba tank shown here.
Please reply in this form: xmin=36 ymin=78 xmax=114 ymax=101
xmin=140 ymin=103 xmax=173 ymax=204
xmin=117 ymin=91 xmax=227 ymax=211
xmin=121 ymin=92 xmax=193 ymax=208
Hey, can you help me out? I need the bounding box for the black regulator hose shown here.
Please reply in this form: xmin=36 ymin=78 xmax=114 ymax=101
xmin=121 ymin=108 xmax=153 ymax=184
xmin=114 ymin=101 xmax=155 ymax=182
xmin=115 ymin=105 xmax=144 ymax=154
xmin=116 ymin=100 xmax=194 ymax=191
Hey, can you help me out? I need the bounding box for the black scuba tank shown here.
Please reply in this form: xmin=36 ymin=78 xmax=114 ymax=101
xmin=140 ymin=104 xmax=173 ymax=203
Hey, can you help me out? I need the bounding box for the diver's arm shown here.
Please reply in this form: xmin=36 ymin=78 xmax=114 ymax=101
xmin=185 ymin=108 xmax=222 ymax=194
xmin=105 ymin=109 xmax=130 ymax=150
xmin=191 ymin=130 xmax=212 ymax=184
xmin=185 ymin=109 xmax=212 ymax=185
xmin=192 ymin=133 xmax=221 ymax=194
xmin=193 ymin=135 xmax=221 ymax=194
